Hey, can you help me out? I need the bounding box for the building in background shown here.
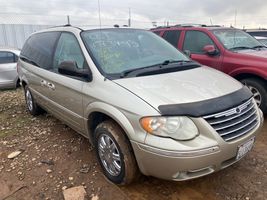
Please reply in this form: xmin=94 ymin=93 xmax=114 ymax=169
xmin=0 ymin=24 xmax=51 ymax=49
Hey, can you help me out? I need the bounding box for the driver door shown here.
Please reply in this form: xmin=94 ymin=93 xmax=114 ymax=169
xmin=45 ymin=32 xmax=88 ymax=135
xmin=182 ymin=30 xmax=223 ymax=70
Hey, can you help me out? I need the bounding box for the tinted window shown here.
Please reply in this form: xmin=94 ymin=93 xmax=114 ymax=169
xmin=21 ymin=32 xmax=60 ymax=70
xmin=247 ymin=31 xmax=267 ymax=37
xmin=183 ymin=31 xmax=214 ymax=54
xmin=0 ymin=52 xmax=15 ymax=64
xmin=162 ymin=30 xmax=181 ymax=47
xmin=53 ymin=33 xmax=86 ymax=71
xmin=153 ymin=31 xmax=161 ymax=36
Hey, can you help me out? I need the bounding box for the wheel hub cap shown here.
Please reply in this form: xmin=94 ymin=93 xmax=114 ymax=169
xmin=248 ymin=86 xmax=261 ymax=107
xmin=98 ymin=134 xmax=122 ymax=176
xmin=26 ymin=90 xmax=33 ymax=111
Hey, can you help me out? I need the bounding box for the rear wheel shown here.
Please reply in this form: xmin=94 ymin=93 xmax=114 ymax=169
xmin=241 ymin=78 xmax=267 ymax=113
xmin=94 ymin=120 xmax=139 ymax=185
xmin=24 ymin=85 xmax=43 ymax=116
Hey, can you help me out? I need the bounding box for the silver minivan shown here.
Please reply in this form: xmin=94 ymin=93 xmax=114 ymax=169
xmin=18 ymin=26 xmax=263 ymax=184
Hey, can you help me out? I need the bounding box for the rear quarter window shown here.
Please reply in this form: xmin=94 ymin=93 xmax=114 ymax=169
xmin=153 ymin=31 xmax=161 ymax=36
xmin=21 ymin=32 xmax=60 ymax=70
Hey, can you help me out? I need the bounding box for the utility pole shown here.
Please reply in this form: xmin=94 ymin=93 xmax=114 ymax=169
xmin=128 ymin=8 xmax=131 ymax=27
xmin=67 ymin=15 xmax=70 ymax=25
xmin=210 ymin=18 xmax=213 ymax=25
xmin=234 ymin=9 xmax=237 ymax=27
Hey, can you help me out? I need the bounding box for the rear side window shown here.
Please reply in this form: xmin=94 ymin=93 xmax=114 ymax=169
xmin=153 ymin=31 xmax=161 ymax=36
xmin=162 ymin=30 xmax=181 ymax=47
xmin=21 ymin=32 xmax=60 ymax=70
xmin=183 ymin=31 xmax=215 ymax=54
xmin=0 ymin=52 xmax=16 ymax=64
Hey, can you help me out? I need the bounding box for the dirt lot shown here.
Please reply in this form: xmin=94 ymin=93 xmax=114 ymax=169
xmin=0 ymin=88 xmax=267 ymax=200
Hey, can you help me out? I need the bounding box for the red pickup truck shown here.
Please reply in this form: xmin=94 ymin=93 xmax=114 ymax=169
xmin=152 ymin=25 xmax=267 ymax=113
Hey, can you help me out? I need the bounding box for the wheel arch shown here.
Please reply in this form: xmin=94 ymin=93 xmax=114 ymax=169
xmin=234 ymin=73 xmax=267 ymax=83
xmin=85 ymin=102 xmax=136 ymax=145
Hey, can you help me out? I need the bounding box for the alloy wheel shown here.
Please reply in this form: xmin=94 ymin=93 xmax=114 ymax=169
xmin=248 ymin=85 xmax=262 ymax=107
xmin=26 ymin=90 xmax=33 ymax=111
xmin=97 ymin=134 xmax=122 ymax=176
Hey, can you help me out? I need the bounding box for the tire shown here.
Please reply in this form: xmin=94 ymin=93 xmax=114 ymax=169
xmin=24 ymin=85 xmax=43 ymax=116
xmin=94 ymin=120 xmax=139 ymax=185
xmin=16 ymin=79 xmax=20 ymax=88
xmin=241 ymin=78 xmax=267 ymax=113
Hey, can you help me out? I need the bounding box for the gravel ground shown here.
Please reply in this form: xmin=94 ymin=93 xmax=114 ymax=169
xmin=0 ymin=88 xmax=267 ymax=200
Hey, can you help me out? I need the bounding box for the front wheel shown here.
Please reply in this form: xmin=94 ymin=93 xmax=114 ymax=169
xmin=241 ymin=78 xmax=267 ymax=113
xmin=94 ymin=120 xmax=139 ymax=185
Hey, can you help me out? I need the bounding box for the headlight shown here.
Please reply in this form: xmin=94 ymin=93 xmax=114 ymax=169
xmin=140 ymin=116 xmax=199 ymax=140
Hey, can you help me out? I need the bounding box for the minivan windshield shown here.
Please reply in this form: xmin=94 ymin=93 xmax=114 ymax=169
xmin=213 ymin=29 xmax=265 ymax=51
xmin=81 ymin=29 xmax=191 ymax=77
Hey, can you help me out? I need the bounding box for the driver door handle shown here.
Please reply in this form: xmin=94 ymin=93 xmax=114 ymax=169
xmin=47 ymin=82 xmax=55 ymax=90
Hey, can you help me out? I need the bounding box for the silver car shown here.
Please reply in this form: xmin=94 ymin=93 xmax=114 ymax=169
xmin=18 ymin=26 xmax=263 ymax=185
xmin=0 ymin=48 xmax=20 ymax=89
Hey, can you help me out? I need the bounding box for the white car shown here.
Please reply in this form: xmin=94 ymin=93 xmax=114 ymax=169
xmin=0 ymin=48 xmax=20 ymax=89
xmin=254 ymin=36 xmax=267 ymax=46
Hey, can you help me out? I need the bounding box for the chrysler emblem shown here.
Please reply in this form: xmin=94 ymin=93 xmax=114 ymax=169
xmin=236 ymin=107 xmax=241 ymax=114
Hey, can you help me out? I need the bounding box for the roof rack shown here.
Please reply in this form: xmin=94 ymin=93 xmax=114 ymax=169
xmin=47 ymin=24 xmax=84 ymax=31
xmin=151 ymin=24 xmax=221 ymax=30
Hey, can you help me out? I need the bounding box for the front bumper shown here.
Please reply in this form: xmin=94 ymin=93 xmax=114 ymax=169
xmin=131 ymin=110 xmax=263 ymax=181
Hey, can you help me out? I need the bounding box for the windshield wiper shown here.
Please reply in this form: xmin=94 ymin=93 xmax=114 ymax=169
xmin=120 ymin=60 xmax=195 ymax=78
xmin=229 ymin=46 xmax=253 ymax=51
xmin=120 ymin=60 xmax=192 ymax=78
xmin=252 ymin=45 xmax=267 ymax=49
xmin=162 ymin=59 xmax=192 ymax=65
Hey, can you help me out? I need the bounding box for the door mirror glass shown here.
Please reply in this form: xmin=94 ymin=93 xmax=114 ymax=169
xmin=203 ymin=45 xmax=219 ymax=56
xmin=58 ymin=61 xmax=92 ymax=81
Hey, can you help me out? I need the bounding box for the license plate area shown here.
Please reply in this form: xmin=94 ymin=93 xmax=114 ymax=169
xmin=236 ymin=137 xmax=255 ymax=160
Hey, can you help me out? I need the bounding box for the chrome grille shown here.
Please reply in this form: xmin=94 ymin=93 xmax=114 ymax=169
xmin=204 ymin=98 xmax=259 ymax=142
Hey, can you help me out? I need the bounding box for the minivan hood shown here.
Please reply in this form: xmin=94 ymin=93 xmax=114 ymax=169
xmin=113 ymin=66 xmax=242 ymax=110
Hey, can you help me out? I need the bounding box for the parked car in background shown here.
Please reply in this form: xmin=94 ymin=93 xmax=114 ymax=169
xmin=152 ymin=25 xmax=267 ymax=113
xmin=253 ymin=36 xmax=267 ymax=46
xmin=0 ymin=48 xmax=20 ymax=89
xmin=18 ymin=26 xmax=263 ymax=184
xmin=246 ymin=29 xmax=267 ymax=37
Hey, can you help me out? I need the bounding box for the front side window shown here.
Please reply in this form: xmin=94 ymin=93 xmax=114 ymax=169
xmin=81 ymin=29 xmax=189 ymax=76
xmin=183 ymin=31 xmax=215 ymax=54
xmin=53 ymin=33 xmax=86 ymax=71
xmin=162 ymin=30 xmax=181 ymax=47
xmin=213 ymin=29 xmax=263 ymax=50
xmin=20 ymin=32 xmax=60 ymax=70
xmin=0 ymin=52 xmax=15 ymax=64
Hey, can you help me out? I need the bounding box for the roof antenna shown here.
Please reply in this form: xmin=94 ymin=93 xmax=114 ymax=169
xmin=97 ymin=0 xmax=102 ymax=29
xmin=67 ymin=15 xmax=70 ymax=25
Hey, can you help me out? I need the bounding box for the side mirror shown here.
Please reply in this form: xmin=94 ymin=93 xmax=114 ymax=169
xmin=58 ymin=61 xmax=92 ymax=81
xmin=183 ymin=50 xmax=191 ymax=58
xmin=203 ymin=45 xmax=219 ymax=56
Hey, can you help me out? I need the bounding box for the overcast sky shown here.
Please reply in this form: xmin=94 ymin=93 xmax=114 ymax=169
xmin=0 ymin=0 xmax=266 ymax=29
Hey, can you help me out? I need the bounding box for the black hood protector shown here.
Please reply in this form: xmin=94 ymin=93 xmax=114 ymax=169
xmin=158 ymin=87 xmax=253 ymax=117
